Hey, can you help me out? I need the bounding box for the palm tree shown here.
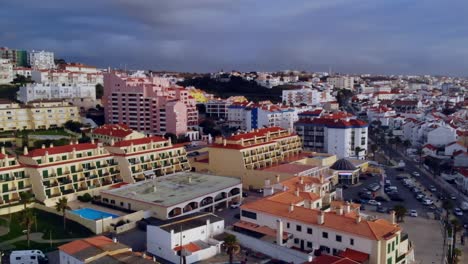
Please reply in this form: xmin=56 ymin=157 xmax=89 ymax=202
xmin=393 ymin=205 xmax=407 ymax=222
xmin=19 ymin=208 xmax=35 ymax=247
xmin=452 ymin=248 xmax=462 ymax=264
xmin=442 ymin=200 xmax=454 ymax=224
xmin=223 ymin=234 xmax=240 ymax=264
xmin=19 ymin=191 xmax=34 ymax=210
xmin=55 ymin=197 xmax=70 ymax=230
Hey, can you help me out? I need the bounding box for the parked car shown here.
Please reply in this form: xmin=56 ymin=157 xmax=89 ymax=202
xmin=422 ymin=199 xmax=434 ymax=205
xmin=410 ymin=210 xmax=418 ymax=217
xmin=412 ymin=172 xmax=421 ymax=177
xmin=450 ymin=195 xmax=457 ymax=200
xmin=429 ymin=186 xmax=437 ymax=192
xmin=397 ymin=176 xmax=408 ymax=181
xmin=411 ymin=188 xmax=421 ymax=193
xmin=368 ymin=200 xmax=382 ymax=206
xmin=454 ymin=208 xmax=464 ymax=216
xmin=230 ymin=202 xmax=242 ymax=209
xmin=415 ymin=194 xmax=425 ymax=201
xmin=377 ymin=207 xmax=388 ymax=213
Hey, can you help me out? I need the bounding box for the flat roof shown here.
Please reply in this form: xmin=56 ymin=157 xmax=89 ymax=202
xmin=157 ymin=213 xmax=223 ymax=233
xmin=260 ymin=163 xmax=317 ymax=174
xmin=102 ymin=172 xmax=241 ymax=207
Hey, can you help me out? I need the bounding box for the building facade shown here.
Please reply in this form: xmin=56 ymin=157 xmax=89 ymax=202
xmin=327 ymin=76 xmax=355 ymax=90
xmin=31 ymin=69 xmax=103 ymax=86
xmin=282 ymin=88 xmax=334 ymax=106
xmin=0 ymin=148 xmax=31 ymax=207
xmin=28 ymin=50 xmax=55 ymax=70
xmin=0 ymin=59 xmax=13 ymax=84
xmin=89 ymin=124 xmax=146 ymax=145
xmin=103 ymin=72 xmax=198 ymax=136
xmin=0 ymin=100 xmax=80 ymax=131
xmin=17 ymin=83 xmax=96 ymax=103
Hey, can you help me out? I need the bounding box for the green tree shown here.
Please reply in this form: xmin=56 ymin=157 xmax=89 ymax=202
xmin=55 ymin=197 xmax=70 ymax=230
xmin=452 ymin=248 xmax=462 ymax=264
xmin=64 ymin=120 xmax=83 ymax=133
xmin=19 ymin=208 xmax=35 ymax=247
xmin=19 ymin=191 xmax=34 ymax=210
xmin=223 ymin=234 xmax=240 ymax=264
xmin=393 ymin=205 xmax=407 ymax=222
xmin=451 ymin=218 xmax=462 ymax=252
xmin=95 ymin=84 xmax=104 ymax=99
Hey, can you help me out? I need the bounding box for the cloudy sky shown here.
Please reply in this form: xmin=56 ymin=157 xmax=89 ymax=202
xmin=1 ymin=0 xmax=468 ymax=75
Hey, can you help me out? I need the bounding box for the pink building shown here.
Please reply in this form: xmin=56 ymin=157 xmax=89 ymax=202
xmin=103 ymin=72 xmax=198 ymax=136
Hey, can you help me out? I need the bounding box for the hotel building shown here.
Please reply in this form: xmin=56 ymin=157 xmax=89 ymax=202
xmin=17 ymin=83 xmax=96 ymax=103
xmin=103 ymin=72 xmax=198 ymax=136
xmin=235 ymin=176 xmax=414 ymax=264
xmin=89 ymin=124 xmax=146 ymax=145
xmin=19 ymin=141 xmax=124 ymax=207
xmin=105 ymin=136 xmax=191 ymax=182
xmin=0 ymin=148 xmax=32 ymax=208
xmin=0 ymin=58 xmax=13 ymax=84
xmin=0 ymin=100 xmax=80 ymax=132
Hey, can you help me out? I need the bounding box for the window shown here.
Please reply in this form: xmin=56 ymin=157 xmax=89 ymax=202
xmin=307 ymin=228 xmax=312 ymax=234
xmin=286 ymin=222 xmax=290 ymax=229
xmin=296 ymin=225 xmax=302 ymax=232
xmin=241 ymin=210 xmax=257 ymax=220
xmin=307 ymin=242 xmax=312 ymax=248
xmin=120 ymin=202 xmax=124 ymax=206
xmin=387 ymin=257 xmax=392 ymax=264
xmin=350 ymin=238 xmax=354 ymax=245
xmin=336 ymin=235 xmax=342 ymax=242
xmin=294 ymin=238 xmax=299 ymax=244
xmin=392 ymin=241 xmax=395 ymax=251
xmin=322 ymin=232 xmax=328 ymax=238
xmin=387 ymin=243 xmax=391 ymax=253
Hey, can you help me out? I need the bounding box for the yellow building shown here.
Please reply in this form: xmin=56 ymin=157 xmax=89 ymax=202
xmin=19 ymin=141 xmax=123 ymax=207
xmin=105 ymin=136 xmax=191 ymax=182
xmin=0 ymin=147 xmax=32 ymax=208
xmin=187 ymin=88 xmax=214 ymax=103
xmin=0 ymin=99 xmax=80 ymax=131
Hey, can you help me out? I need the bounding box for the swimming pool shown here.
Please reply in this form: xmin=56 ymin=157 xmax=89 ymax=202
xmin=71 ymin=208 xmax=119 ymax=220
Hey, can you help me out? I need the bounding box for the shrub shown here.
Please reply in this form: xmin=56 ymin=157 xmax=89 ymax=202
xmin=77 ymin=193 xmax=93 ymax=202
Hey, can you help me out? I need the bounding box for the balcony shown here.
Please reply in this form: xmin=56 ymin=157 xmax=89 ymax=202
xmin=401 ymin=233 xmax=408 ymax=242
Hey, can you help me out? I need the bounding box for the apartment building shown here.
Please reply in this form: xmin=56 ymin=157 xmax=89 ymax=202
xmin=31 ymin=69 xmax=103 ymax=86
xmin=0 ymin=58 xmax=13 ymax=84
xmin=105 ymin=136 xmax=191 ymax=182
xmin=57 ymin=63 xmax=100 ymax=74
xmin=0 ymin=100 xmax=80 ymax=132
xmin=17 ymin=83 xmax=96 ymax=103
xmin=0 ymin=47 xmax=28 ymax=67
xmin=0 ymin=148 xmax=32 ymax=208
xmin=282 ymin=87 xmax=334 ymax=106
xmin=19 ymin=141 xmax=124 ymax=207
xmin=13 ymin=67 xmax=32 ymax=77
xmin=294 ymin=113 xmax=368 ymax=159
xmin=103 ymin=72 xmax=198 ymax=136
xmin=327 ymin=76 xmax=355 ymax=90
xmin=28 ymin=50 xmax=55 ymax=70
xmin=89 ymin=124 xmax=146 ymax=145
xmin=236 ymin=176 xmax=414 ymax=264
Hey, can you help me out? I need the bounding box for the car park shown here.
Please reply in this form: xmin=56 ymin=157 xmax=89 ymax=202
xmin=454 ymin=208 xmax=464 ymax=216
xmin=397 ymin=176 xmax=408 ymax=181
xmin=388 ymin=194 xmax=404 ymax=202
xmin=375 ymin=196 xmax=388 ymax=202
xmin=410 ymin=210 xmax=418 ymax=217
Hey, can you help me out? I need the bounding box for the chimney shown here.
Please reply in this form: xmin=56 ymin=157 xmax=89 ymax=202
xmin=299 ymin=176 xmax=304 ymax=184
xmin=319 ymin=174 xmax=324 ymax=184
xmin=344 ymin=201 xmax=351 ymax=214
xmin=23 ymin=146 xmax=28 ymax=155
xmin=153 ymin=256 xmax=157 ymax=262
xmin=356 ymin=215 xmax=362 ymax=223
xmin=276 ymin=219 xmax=283 ymax=246
xmin=153 ymin=184 xmax=157 ymax=192
xmin=282 ymin=185 xmax=287 ymax=192
xmin=142 ymin=252 xmax=146 ymax=259
xmin=289 ymin=202 xmax=294 ymax=212
xmin=223 ymin=138 xmax=227 ymax=146
xmin=0 ymin=146 xmax=4 ymax=154
xmin=390 ymin=210 xmax=396 ymax=225
xmin=41 ymin=144 xmax=45 ymax=149
xmin=295 ymin=189 xmax=300 ymax=197
xmin=265 ymin=179 xmax=271 ymax=187
xmin=91 ymin=138 xmax=95 ymax=144
xmin=113 ymin=237 xmax=118 ymax=243
xmin=49 ymin=143 xmax=53 ymax=148
xmin=336 ymin=206 xmax=343 ymax=216
xmin=276 ymin=174 xmax=280 ymax=183
xmin=318 ymin=211 xmax=325 ymax=225
xmin=69 ymin=140 xmax=73 ymax=145
xmin=308 ymin=255 xmax=313 ymax=262
xmin=110 ymin=138 xmax=115 ymax=146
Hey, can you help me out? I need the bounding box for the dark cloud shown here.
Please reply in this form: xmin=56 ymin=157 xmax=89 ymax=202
xmin=1 ymin=0 xmax=468 ymax=75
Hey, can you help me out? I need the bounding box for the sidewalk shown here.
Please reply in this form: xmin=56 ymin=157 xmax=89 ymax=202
xmin=0 ymin=232 xmax=77 ymax=250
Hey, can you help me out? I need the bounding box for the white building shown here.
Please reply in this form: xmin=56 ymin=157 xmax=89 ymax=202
xmin=58 ymin=63 xmax=99 ymax=74
xmin=147 ymin=213 xmax=224 ymax=264
xmin=327 ymin=76 xmax=355 ymax=90
xmin=426 ymin=125 xmax=457 ymax=147
xmin=13 ymin=67 xmax=32 ymax=77
xmin=18 ymin=83 xmax=96 ymax=103
xmin=31 ymin=70 xmax=103 ymax=86
xmin=28 ymin=50 xmax=55 ymax=70
xmin=205 ymin=99 xmax=230 ymax=118
xmin=282 ymin=87 xmax=334 ymax=106
xmin=0 ymin=59 xmax=13 ymax=84
xmin=294 ymin=113 xmax=368 ymax=159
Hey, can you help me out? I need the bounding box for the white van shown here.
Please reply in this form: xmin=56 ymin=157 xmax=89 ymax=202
xmin=10 ymin=250 xmax=48 ymax=264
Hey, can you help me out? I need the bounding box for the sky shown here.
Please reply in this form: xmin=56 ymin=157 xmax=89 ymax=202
xmin=1 ymin=0 xmax=468 ymax=76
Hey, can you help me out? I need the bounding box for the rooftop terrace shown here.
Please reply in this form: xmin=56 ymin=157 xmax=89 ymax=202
xmin=102 ymin=172 xmax=241 ymax=207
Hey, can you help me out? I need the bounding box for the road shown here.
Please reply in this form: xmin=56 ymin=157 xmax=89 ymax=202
xmin=371 ymin=135 xmax=468 ymax=226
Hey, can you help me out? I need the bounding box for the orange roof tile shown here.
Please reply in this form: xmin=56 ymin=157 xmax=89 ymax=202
xmin=58 ymin=236 xmax=113 ymax=255
xmin=173 ymin=242 xmax=201 ymax=253
xmin=338 ymin=248 xmax=370 ymax=262
xmin=113 ymin=136 xmax=167 ymax=147
xmin=25 ymin=143 xmax=98 ymax=157
xmin=308 ymin=255 xmax=360 ymax=264
xmin=227 ymin=127 xmax=285 ymax=141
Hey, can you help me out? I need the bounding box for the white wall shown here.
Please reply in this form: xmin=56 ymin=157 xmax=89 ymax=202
xmin=59 ymin=251 xmax=84 ymax=264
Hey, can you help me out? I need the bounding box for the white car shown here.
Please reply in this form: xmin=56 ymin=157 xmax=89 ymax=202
xmin=422 ymin=199 xmax=433 ymax=205
xmin=230 ymin=202 xmax=242 ymax=209
xmin=454 ymin=208 xmax=464 ymax=216
xmin=412 ymin=172 xmax=420 ymax=177
xmin=410 ymin=210 xmax=418 ymax=217
xmin=367 ymin=200 xmax=382 ymax=206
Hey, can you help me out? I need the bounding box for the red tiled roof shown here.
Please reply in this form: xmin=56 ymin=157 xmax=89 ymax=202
xmin=226 ymin=127 xmax=285 ymax=141
xmin=457 ymin=168 xmax=468 ymax=178
xmin=58 ymin=236 xmax=113 ymax=255
xmin=307 ymin=255 xmax=360 ymax=264
xmin=25 ymin=143 xmax=98 ymax=157
xmin=423 ymin=144 xmax=437 ymax=151
xmin=210 ymin=141 xmax=276 ymax=150
xmin=296 ymin=118 xmax=367 ymax=128
xmin=110 ymin=182 xmax=129 ymax=189
xmin=113 ymin=136 xmax=167 ymax=147
xmin=338 ymin=248 xmax=370 ymax=263
xmin=457 ymin=130 xmax=468 ymax=137
xmin=92 ymin=124 xmax=133 ymax=138
xmin=173 ymin=242 xmax=201 ymax=253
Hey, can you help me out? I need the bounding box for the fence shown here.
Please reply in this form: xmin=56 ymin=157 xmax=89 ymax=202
xmin=225 ymin=229 xmax=310 ymax=264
